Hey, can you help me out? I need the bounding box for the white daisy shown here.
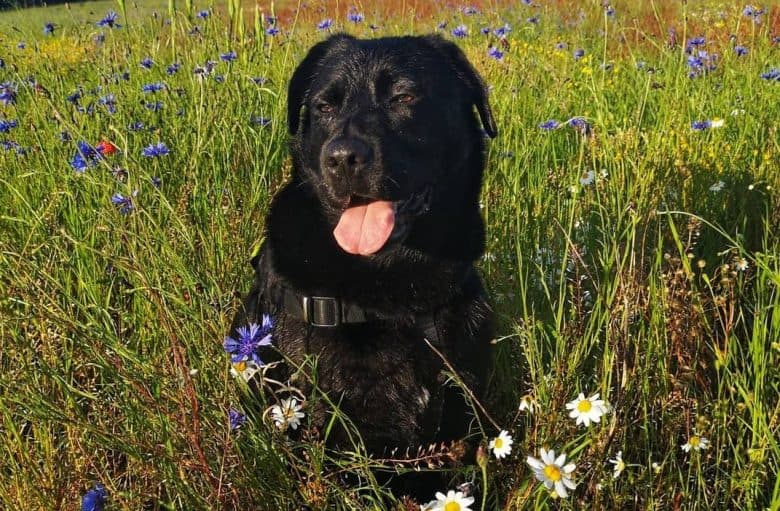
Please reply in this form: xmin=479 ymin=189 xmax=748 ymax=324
xmin=709 ymin=180 xmax=725 ymax=192
xmin=526 ymin=447 xmax=577 ymax=498
xmin=519 ymin=396 xmax=536 ymax=414
xmin=609 ymin=450 xmax=626 ymax=479
xmin=269 ymin=397 xmax=305 ymax=431
xmin=682 ymin=435 xmax=710 ymax=452
xmin=230 ymin=360 xmax=261 ymax=381
xmin=565 ymin=392 xmax=608 ymax=427
xmin=735 ymin=257 xmax=749 ymax=271
xmin=579 ymin=169 xmax=596 ymax=186
xmin=489 ymin=430 xmax=514 ymax=459
xmin=422 ymin=490 xmax=474 ymax=511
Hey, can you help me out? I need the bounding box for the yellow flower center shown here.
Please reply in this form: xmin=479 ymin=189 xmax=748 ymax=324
xmin=543 ymin=464 xmax=562 ymax=482
xmin=689 ymin=436 xmax=700 ymax=447
xmin=444 ymin=502 xmax=461 ymax=511
xmin=494 ymin=438 xmax=503 ymax=449
xmin=577 ymin=399 xmax=592 ymax=413
xmin=234 ymin=361 xmax=247 ymax=371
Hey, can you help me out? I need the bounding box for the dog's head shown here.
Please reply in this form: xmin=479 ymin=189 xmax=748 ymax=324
xmin=287 ymin=34 xmax=496 ymax=258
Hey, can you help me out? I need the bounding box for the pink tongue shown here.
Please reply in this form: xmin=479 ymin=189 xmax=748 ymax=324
xmin=333 ymin=200 xmax=395 ymax=255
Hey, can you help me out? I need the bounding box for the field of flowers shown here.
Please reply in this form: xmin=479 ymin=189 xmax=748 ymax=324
xmin=0 ymin=0 xmax=778 ymax=509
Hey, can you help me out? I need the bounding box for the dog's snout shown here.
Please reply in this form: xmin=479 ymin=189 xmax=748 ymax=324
xmin=323 ymin=138 xmax=373 ymax=176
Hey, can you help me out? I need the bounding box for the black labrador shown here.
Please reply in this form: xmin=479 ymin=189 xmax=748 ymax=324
xmin=229 ymin=32 xmax=496 ymax=493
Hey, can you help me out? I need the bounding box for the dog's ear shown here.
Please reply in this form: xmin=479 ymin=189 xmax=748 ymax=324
xmin=424 ymin=35 xmax=498 ymax=138
xmin=287 ymin=34 xmax=354 ymax=135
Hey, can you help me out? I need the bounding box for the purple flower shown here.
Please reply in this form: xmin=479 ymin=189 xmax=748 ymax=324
xmin=81 ymin=483 xmax=107 ymax=511
xmin=144 ymin=101 xmax=163 ymax=111
xmin=111 ymin=191 xmax=136 ymax=214
xmin=0 ymin=119 xmax=17 ymax=133
xmin=43 ymin=22 xmax=55 ymax=35
xmin=96 ymin=11 xmax=121 ymax=28
xmin=691 ymin=120 xmax=712 ymax=131
xmin=568 ymin=117 xmax=591 ymax=134
xmin=0 ymin=83 xmax=16 ymax=105
xmin=266 ymin=27 xmax=280 ymax=36
xmin=452 ymin=25 xmax=468 ymax=38
xmin=250 ymin=77 xmax=267 ymax=85
xmin=220 ymin=51 xmax=237 ymax=62
xmin=734 ymin=45 xmax=748 ymax=56
xmin=605 ymin=5 xmax=615 ymax=17
xmin=142 ymin=142 xmax=169 ymax=158
xmin=487 ymin=47 xmax=504 ymax=60
xmin=317 ymin=18 xmax=333 ymax=30
xmin=480 ymin=27 xmax=491 ymax=35
xmin=760 ymin=68 xmax=780 ymax=81
xmin=250 ymin=116 xmax=271 ymax=126
xmin=462 ymin=6 xmax=478 ymax=15
xmin=539 ymin=120 xmax=559 ymax=130
xmin=98 ymin=94 xmax=117 ymax=114
xmin=743 ymin=5 xmax=763 ymax=22
xmin=527 ymin=16 xmax=540 ymax=24
xmin=197 ymin=9 xmax=210 ymax=19
xmin=128 ymin=121 xmax=145 ymax=131
xmin=555 ymin=42 xmax=567 ymax=50
xmin=573 ymin=48 xmax=585 ymax=59
xmin=436 ymin=21 xmax=447 ymax=30
xmin=223 ymin=316 xmax=274 ymax=366
xmin=685 ymin=36 xmax=706 ymax=54
xmin=493 ymin=23 xmax=511 ymax=38
xmin=265 ymin=16 xmax=277 ymax=26
xmin=71 ymin=141 xmax=100 ymax=173
xmin=347 ymin=10 xmax=364 ymax=23
xmin=17 ymin=42 xmax=26 ymax=50
xmin=229 ymin=409 xmax=246 ymax=430
xmin=151 ymin=176 xmax=161 ymax=188
xmin=167 ymin=62 xmax=181 ymax=75
xmin=142 ymin=82 xmax=166 ymax=93
xmin=140 ymin=57 xmax=154 ymax=69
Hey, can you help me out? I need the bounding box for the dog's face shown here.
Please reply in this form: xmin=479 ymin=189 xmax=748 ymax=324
xmin=287 ymin=35 xmax=496 ymax=257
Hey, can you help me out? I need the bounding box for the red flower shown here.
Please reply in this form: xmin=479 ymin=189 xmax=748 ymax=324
xmin=96 ymin=140 xmax=118 ymax=156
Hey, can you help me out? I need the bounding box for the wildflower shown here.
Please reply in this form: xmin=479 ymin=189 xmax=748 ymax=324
xmin=487 ymin=47 xmax=504 ymax=60
xmin=0 ymin=82 xmax=17 ymax=105
xmin=220 ymin=51 xmax=237 ymax=62
xmin=760 ymin=68 xmax=780 ymax=81
xmin=223 ymin=316 xmax=274 ymax=365
xmin=527 ymin=16 xmax=540 ymax=24
xmin=691 ymin=120 xmax=712 ymax=131
xmin=266 ymin=27 xmax=280 ymax=36
xmin=605 ymin=5 xmax=615 ymax=17
xmin=196 ymin=9 xmax=210 ymax=18
xmin=519 ymin=396 xmax=536 ymax=413
xmin=98 ymin=94 xmax=117 ymax=114
xmin=685 ymin=36 xmax=706 ymax=53
xmin=462 ymin=6 xmax=478 ymax=15
xmin=421 ymin=490 xmax=474 ymax=511
xmin=151 ymin=176 xmax=162 ymax=188
xmin=250 ymin=77 xmax=267 ymax=85
xmin=734 ymin=45 xmax=748 ymax=57
xmin=539 ymin=120 xmax=559 ymax=130
xmin=214 ymin=75 xmax=224 ymax=83
xmin=144 ymin=101 xmax=163 ymax=111
xmin=140 ymin=57 xmax=154 ymax=69
xmin=452 ymin=25 xmax=468 ymax=38
xmin=111 ymin=191 xmax=136 ymax=215
xmin=489 ymin=430 xmax=513 ymax=459
xmin=142 ymin=142 xmax=169 ymax=158
xmin=735 ymin=257 xmax=749 ymax=271
xmin=265 ymin=16 xmax=277 ymax=26
xmin=229 ymin=408 xmax=247 ymax=430
xmin=167 ymin=62 xmax=181 ymax=75
xmin=609 ymin=451 xmax=625 ymax=479
xmin=573 ymin=48 xmax=585 ymax=59
xmin=526 ymin=447 xmax=577 ymax=498
xmin=81 ymin=483 xmax=108 ymax=511
xmin=96 ymin=11 xmax=121 ymax=28
xmin=43 ymin=22 xmax=55 ymax=35
xmin=17 ymin=42 xmax=26 ymax=50
xmin=682 ymin=435 xmax=710 ymax=452
xmin=436 ymin=21 xmax=447 ymax=30
xmin=565 ymin=392 xmax=608 ymax=427
xmin=710 ymin=118 xmax=725 ymax=128
xmin=651 ymin=461 xmax=662 ymax=473
xmin=743 ymin=5 xmax=764 ymax=23
xmin=317 ymin=18 xmax=334 ymax=30
xmin=480 ymin=27 xmax=490 ymax=35
xmin=555 ymin=42 xmax=567 ymax=50
xmin=94 ymin=33 xmax=105 ymax=44
xmin=568 ymin=117 xmax=590 ymax=134
xmin=347 ymin=10 xmax=364 ymax=23
xmin=128 ymin=121 xmax=145 ymax=131
xmin=142 ymin=82 xmax=166 ymax=94
xmin=0 ymin=119 xmax=17 ymax=133
xmin=96 ymin=140 xmax=118 ymax=156
xmin=60 ymin=131 xmax=71 ymax=142
xmin=493 ymin=23 xmax=511 ymax=38
xmin=71 ymin=141 xmax=100 ymax=173
xmin=270 ymin=397 xmax=305 ymax=430
xmin=579 ymin=170 xmax=596 ymax=186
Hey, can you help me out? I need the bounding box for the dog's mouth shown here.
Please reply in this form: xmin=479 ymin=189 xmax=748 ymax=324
xmin=333 ymin=187 xmax=432 ymax=256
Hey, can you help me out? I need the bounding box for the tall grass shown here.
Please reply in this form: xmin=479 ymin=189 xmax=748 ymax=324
xmin=0 ymin=0 xmax=778 ymax=509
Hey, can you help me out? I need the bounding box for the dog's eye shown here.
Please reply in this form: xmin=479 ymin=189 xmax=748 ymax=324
xmin=316 ymin=103 xmax=335 ymax=114
xmin=393 ymin=94 xmax=415 ymax=105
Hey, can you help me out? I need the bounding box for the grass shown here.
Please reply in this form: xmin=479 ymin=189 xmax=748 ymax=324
xmin=0 ymin=0 xmax=778 ymax=509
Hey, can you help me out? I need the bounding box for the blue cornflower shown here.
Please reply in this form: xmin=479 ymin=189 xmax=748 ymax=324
xmin=223 ymin=316 xmax=274 ymax=366
xmin=0 ymin=119 xmax=17 ymax=133
xmin=60 ymin=131 xmax=71 ymax=142
xmin=555 ymin=42 xmax=567 ymax=50
xmin=142 ymin=142 xmax=169 ymax=158
xmin=266 ymin=16 xmax=277 ymax=26
xmin=71 ymin=141 xmax=100 ymax=173
xmin=167 ymin=62 xmax=181 ymax=75
xmin=539 ymin=120 xmax=559 ymax=130
xmin=251 ymin=116 xmax=271 ymax=126
xmin=98 ymin=94 xmax=117 ymax=114
xmin=197 ymin=9 xmax=210 ymax=19
xmin=743 ymin=5 xmax=763 ymax=22
xmin=567 ymin=117 xmax=591 ymax=134
xmin=96 ymin=11 xmax=121 ymax=28
xmin=685 ymin=36 xmax=706 ymax=53
xmin=144 ymin=101 xmax=163 ymax=112
xmin=140 ymin=57 xmax=154 ymax=69
xmin=229 ymin=409 xmax=247 ymax=430
xmin=128 ymin=121 xmax=145 ymax=131
xmin=81 ymin=483 xmax=107 ymax=511
xmin=111 ymin=191 xmax=136 ymax=214
xmin=462 ymin=6 xmax=478 ymax=15
xmin=522 ymin=0 xmax=532 ymax=4
xmin=43 ymin=22 xmax=55 ymax=35
xmin=760 ymin=68 xmax=780 ymax=81
xmin=151 ymin=176 xmax=161 ymax=188
xmin=347 ymin=10 xmax=364 ymax=23
xmin=214 ymin=75 xmax=224 ymax=83
xmin=436 ymin=21 xmax=447 ymax=30
xmin=220 ymin=51 xmax=237 ymax=62
xmin=1 ymin=83 xmax=17 ymax=106
xmin=573 ymin=48 xmax=585 ymax=59
xmin=318 ymin=18 xmax=334 ymax=30
xmin=266 ymin=27 xmax=280 ymax=36
xmin=452 ymin=25 xmax=468 ymax=38
xmin=734 ymin=45 xmax=748 ymax=56
xmin=691 ymin=120 xmax=712 ymax=131
xmin=17 ymin=42 xmax=26 ymax=50
xmin=250 ymin=77 xmax=267 ymax=85
xmin=94 ymin=33 xmax=106 ymax=44
xmin=605 ymin=5 xmax=615 ymax=17
xmin=480 ymin=27 xmax=491 ymax=35
xmin=488 ymin=47 xmax=504 ymax=60
xmin=527 ymin=16 xmax=539 ymax=24
xmin=142 ymin=82 xmax=166 ymax=93
xmin=493 ymin=23 xmax=511 ymax=38
xmin=1 ymin=140 xmax=22 ymax=153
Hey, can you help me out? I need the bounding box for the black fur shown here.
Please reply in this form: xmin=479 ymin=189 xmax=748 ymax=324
xmin=230 ymin=33 xmax=495 ymax=492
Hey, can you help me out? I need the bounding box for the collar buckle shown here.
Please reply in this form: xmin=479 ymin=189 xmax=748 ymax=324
xmin=302 ymin=296 xmax=342 ymax=327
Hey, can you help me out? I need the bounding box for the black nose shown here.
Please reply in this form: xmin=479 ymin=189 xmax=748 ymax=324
xmin=323 ymin=138 xmax=373 ymax=177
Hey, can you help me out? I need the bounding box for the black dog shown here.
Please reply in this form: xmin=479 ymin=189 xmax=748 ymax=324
xmin=230 ymin=33 xmax=496 ymax=489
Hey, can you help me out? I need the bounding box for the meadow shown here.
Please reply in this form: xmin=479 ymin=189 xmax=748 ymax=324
xmin=0 ymin=0 xmax=778 ymax=509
